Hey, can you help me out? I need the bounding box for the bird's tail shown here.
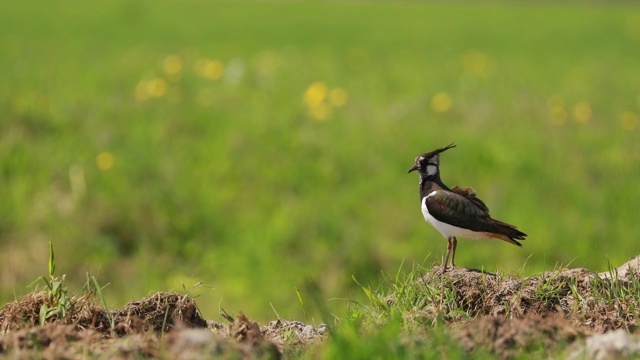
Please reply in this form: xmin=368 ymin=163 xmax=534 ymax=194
xmin=492 ymin=220 xmax=527 ymax=247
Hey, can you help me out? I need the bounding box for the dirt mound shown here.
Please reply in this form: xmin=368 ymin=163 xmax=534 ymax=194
xmin=0 ymin=291 xmax=207 ymax=336
xmin=110 ymin=292 xmax=208 ymax=335
xmin=0 ymin=291 xmax=327 ymax=358
xmin=1 ymin=257 xmax=639 ymax=358
xmin=408 ymin=258 xmax=639 ymax=333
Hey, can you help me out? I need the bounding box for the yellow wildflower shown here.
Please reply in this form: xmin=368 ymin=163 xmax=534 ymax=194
xmin=146 ymin=78 xmax=167 ymax=98
xmin=96 ymin=152 xmax=114 ymax=170
xmin=431 ymin=92 xmax=453 ymax=113
xmin=163 ymin=55 xmax=183 ymax=80
xmin=304 ymin=81 xmax=328 ymax=108
xmin=573 ymin=102 xmax=592 ymax=123
xmin=195 ymin=59 xmax=224 ymax=81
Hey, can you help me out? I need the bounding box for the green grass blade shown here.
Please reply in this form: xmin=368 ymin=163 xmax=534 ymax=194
xmin=89 ymin=274 xmax=114 ymax=329
xmin=48 ymin=241 xmax=55 ymax=277
xmin=39 ymin=304 xmax=49 ymax=326
xmin=295 ymin=286 xmax=308 ymax=323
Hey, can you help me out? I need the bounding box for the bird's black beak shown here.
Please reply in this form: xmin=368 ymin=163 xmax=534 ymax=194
xmin=407 ymin=164 xmax=419 ymax=173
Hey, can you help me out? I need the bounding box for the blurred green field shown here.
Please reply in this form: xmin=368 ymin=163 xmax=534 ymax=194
xmin=1 ymin=0 xmax=639 ymax=322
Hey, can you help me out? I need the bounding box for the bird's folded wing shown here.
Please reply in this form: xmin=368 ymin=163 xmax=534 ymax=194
xmin=451 ymin=185 xmax=489 ymax=213
xmin=425 ymin=191 xmax=496 ymax=232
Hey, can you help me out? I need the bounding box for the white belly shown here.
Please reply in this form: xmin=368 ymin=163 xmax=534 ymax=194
xmin=421 ymin=192 xmax=494 ymax=240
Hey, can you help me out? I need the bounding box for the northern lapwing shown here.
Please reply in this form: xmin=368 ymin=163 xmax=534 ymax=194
xmin=408 ymin=144 xmax=526 ymax=273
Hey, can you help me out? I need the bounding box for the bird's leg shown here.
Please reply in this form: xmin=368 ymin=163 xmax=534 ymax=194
xmin=442 ymin=238 xmax=452 ymax=273
xmin=451 ymin=237 xmax=458 ymax=267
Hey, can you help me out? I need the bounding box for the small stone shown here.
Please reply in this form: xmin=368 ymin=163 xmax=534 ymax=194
xmin=175 ymin=328 xmax=214 ymax=346
xmin=567 ymin=329 xmax=640 ymax=360
xmin=302 ymin=325 xmax=315 ymax=337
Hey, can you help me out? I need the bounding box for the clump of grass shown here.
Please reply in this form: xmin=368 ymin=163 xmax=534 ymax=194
xmin=22 ymin=241 xmax=115 ymax=330
xmin=321 ymin=262 xmax=496 ymax=358
xmin=85 ymin=273 xmax=114 ymax=330
xmin=31 ymin=241 xmax=70 ymax=326
xmin=318 ymin=312 xmax=468 ymax=359
xmin=571 ymin=261 xmax=640 ymax=332
xmin=530 ymin=265 xmax=572 ymax=311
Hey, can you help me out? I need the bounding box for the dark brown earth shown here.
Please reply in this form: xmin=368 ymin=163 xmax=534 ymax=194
xmin=1 ymin=257 xmax=639 ymax=358
xmin=0 ymin=291 xmax=326 ymax=359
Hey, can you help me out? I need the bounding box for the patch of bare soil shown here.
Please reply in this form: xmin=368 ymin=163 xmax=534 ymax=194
xmin=456 ymin=313 xmax=582 ymax=359
xmin=1 ymin=257 xmax=639 ymax=358
xmin=0 ymin=291 xmax=326 ymax=359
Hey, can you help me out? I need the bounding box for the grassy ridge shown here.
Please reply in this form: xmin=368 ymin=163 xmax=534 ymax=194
xmin=1 ymin=1 xmax=639 ymax=321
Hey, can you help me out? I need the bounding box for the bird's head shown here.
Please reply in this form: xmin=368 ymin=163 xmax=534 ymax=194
xmin=407 ymin=143 xmax=456 ymax=177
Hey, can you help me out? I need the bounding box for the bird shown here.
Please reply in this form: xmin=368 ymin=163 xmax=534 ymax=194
xmin=407 ymin=144 xmax=526 ymax=273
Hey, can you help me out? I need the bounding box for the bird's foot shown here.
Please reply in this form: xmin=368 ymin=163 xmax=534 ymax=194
xmin=440 ymin=265 xmax=449 ymax=275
